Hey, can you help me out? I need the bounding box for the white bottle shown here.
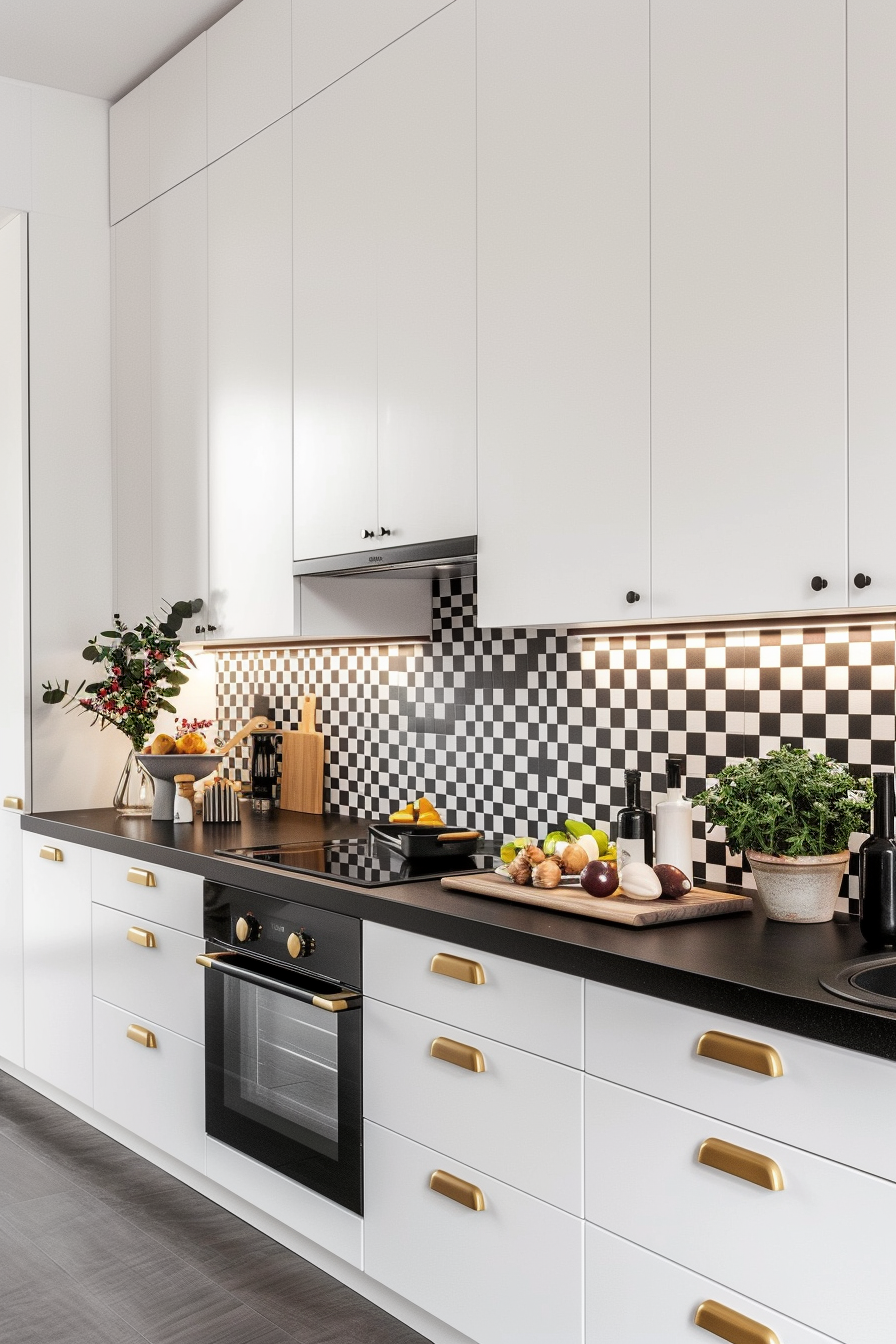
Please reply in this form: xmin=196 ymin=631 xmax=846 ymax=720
xmin=654 ymin=757 xmax=693 ymax=882
xmin=173 ymin=774 xmax=195 ymax=824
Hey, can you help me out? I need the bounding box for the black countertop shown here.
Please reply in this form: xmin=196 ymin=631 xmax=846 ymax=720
xmin=22 ymin=807 xmax=896 ymax=1063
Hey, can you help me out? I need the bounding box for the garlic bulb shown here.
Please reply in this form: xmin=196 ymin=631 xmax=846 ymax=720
xmin=507 ymin=853 xmax=533 ymax=885
xmin=532 ymin=859 xmax=562 ymax=889
xmin=618 ymin=861 xmax=663 ymax=900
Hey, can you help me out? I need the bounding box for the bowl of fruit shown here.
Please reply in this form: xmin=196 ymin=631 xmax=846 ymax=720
xmin=138 ymin=726 xmax=222 ymax=821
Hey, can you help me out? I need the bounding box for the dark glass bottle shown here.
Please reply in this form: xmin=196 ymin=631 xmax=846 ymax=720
xmin=859 ymin=773 xmax=896 ymax=948
xmin=616 ymin=768 xmax=654 ymax=872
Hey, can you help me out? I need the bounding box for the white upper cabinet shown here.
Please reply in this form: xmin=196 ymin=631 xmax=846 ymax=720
xmin=149 ymin=32 xmax=208 ymax=200
xmin=292 ymin=0 xmax=453 ymax=106
xmin=477 ymin=0 xmax=650 ymax=630
xmin=650 ymin=0 xmax=847 ymax=620
xmin=150 ymin=172 xmax=209 ymax=616
xmin=293 ymin=59 xmax=378 ymax=560
xmin=209 ymin=117 xmax=294 ymax=637
xmin=374 ymin=0 xmax=476 ymax=548
xmin=847 ymin=0 xmax=896 ymax=607
xmin=293 ymin=0 xmax=475 ymax=563
xmin=207 ymin=0 xmax=293 ymax=162
xmin=112 ymin=206 xmax=154 ymax=624
xmin=109 ymin=82 xmax=150 ymax=223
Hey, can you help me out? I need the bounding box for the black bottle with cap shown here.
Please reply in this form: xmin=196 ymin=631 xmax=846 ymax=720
xmin=859 ymin=772 xmax=896 ymax=948
xmin=616 ymin=768 xmax=654 ymax=874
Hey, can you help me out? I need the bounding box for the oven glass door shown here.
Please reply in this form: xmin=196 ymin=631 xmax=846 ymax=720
xmin=203 ymin=951 xmax=362 ymax=1214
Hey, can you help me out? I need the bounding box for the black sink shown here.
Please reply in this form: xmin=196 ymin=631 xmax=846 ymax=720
xmin=820 ymin=955 xmax=896 ymax=1010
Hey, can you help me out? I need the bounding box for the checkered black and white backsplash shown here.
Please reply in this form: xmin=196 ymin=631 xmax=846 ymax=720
xmin=216 ymin=576 xmax=894 ymax=904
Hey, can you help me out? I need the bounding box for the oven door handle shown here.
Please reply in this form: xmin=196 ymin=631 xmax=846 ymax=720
xmin=196 ymin=952 xmax=361 ymax=1012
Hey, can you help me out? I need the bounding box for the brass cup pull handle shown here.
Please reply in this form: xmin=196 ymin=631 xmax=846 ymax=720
xmin=696 ymin=1030 xmax=783 ymax=1078
xmin=429 ymin=1169 xmax=486 ymax=1211
xmin=698 ymin=1138 xmax=784 ymax=1192
xmin=430 ymin=1036 xmax=486 ymax=1072
xmin=430 ymin=952 xmax=486 ymax=985
xmin=3 ymin=796 xmax=23 ymax=811
xmin=127 ymin=866 xmax=156 ymax=888
xmin=694 ymin=1298 xmax=780 ymax=1344
xmin=39 ymin=845 xmax=63 ymax=862
xmin=126 ymin=926 xmax=156 ymax=949
xmin=126 ymin=1024 xmax=157 ymax=1049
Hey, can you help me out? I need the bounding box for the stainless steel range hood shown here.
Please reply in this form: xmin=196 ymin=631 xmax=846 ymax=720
xmin=292 ymin=535 xmax=477 ymax=579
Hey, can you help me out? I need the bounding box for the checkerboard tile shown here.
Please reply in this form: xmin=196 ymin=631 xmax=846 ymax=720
xmin=216 ymin=578 xmax=893 ymax=909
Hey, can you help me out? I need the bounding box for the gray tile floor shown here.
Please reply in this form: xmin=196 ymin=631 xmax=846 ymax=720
xmin=0 ymin=1071 xmax=425 ymax=1344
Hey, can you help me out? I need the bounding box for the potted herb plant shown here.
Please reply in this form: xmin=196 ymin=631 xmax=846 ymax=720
xmin=41 ymin=600 xmax=202 ymax=815
xmin=693 ymin=746 xmax=874 ymax=923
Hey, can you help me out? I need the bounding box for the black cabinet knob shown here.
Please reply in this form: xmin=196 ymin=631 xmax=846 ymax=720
xmin=195 ymin=624 xmax=206 ymax=634
xmin=378 ymin=526 xmax=391 ymax=537
xmin=361 ymin=528 xmax=375 ymax=539
xmin=854 ymin=573 xmax=872 ymax=589
xmin=207 ymin=624 xmax=217 ymax=633
xmin=810 ymin=576 xmax=828 ymax=592
xmin=625 ymin=590 xmax=640 ymax=605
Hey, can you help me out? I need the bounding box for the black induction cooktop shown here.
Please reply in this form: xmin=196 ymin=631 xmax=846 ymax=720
xmin=216 ymin=835 xmax=502 ymax=887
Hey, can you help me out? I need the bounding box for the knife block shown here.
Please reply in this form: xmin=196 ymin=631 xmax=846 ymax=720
xmin=280 ymin=727 xmax=324 ymax=813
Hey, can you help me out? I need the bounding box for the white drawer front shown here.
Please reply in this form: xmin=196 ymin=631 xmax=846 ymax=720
xmin=206 ymin=1138 xmax=363 ymax=1270
xmin=91 ymin=847 xmax=203 ymax=935
xmin=92 ymin=903 xmax=205 ymax=1043
xmin=586 ymin=1222 xmax=838 ymax=1343
xmin=585 ymin=979 xmax=896 ymax=1180
xmin=585 ymin=1075 xmax=894 ymax=1344
xmin=363 ymin=921 xmax=583 ymax=1066
xmin=93 ymin=998 xmax=205 ymax=1171
xmin=364 ymin=1120 xmax=583 ymax=1344
xmin=364 ymin=998 xmax=583 ymax=1214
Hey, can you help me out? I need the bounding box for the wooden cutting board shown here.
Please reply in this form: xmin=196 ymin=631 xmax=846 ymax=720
xmin=440 ymin=873 xmax=752 ymax=926
xmin=280 ymin=694 xmax=324 ymax=814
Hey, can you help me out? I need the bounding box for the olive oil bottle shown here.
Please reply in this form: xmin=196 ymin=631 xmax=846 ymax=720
xmin=859 ymin=772 xmax=896 ymax=948
xmin=616 ymin=768 xmax=654 ymax=873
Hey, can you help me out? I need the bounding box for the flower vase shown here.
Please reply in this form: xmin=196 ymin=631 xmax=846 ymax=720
xmin=113 ymin=749 xmax=155 ymax=816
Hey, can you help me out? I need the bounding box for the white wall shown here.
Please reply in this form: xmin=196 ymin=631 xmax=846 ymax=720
xmin=0 ymin=76 xmax=120 ymax=812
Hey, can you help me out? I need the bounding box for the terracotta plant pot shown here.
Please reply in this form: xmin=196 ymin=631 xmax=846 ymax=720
xmin=745 ymin=849 xmax=851 ymax=924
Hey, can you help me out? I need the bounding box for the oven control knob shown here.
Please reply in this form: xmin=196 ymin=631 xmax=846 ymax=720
xmin=235 ymin=915 xmax=261 ymax=943
xmin=287 ymin=931 xmax=315 ymax=959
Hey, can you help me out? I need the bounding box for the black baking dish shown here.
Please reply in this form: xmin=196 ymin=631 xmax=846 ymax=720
xmin=370 ymin=823 xmax=483 ymax=859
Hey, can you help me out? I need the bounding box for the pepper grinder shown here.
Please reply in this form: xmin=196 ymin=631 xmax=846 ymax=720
xmin=248 ymin=730 xmax=282 ymax=813
xmin=859 ymin=772 xmax=896 ymax=947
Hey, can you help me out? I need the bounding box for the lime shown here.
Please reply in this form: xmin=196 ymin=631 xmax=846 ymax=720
xmin=591 ymin=828 xmax=610 ymax=855
xmin=542 ymin=830 xmax=567 ymax=856
xmin=500 ymin=842 xmax=517 ymax=864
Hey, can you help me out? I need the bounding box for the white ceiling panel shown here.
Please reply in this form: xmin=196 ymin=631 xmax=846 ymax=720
xmin=0 ymin=0 xmax=243 ymax=102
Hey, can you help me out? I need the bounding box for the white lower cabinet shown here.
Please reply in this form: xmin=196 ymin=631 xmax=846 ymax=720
xmin=585 ymin=1222 xmax=837 ymax=1343
xmin=92 ymin=903 xmax=204 ymax=1043
xmin=22 ymin=835 xmax=93 ymax=1105
xmin=0 ymin=810 xmax=24 ymax=1066
xmin=363 ymin=997 xmax=583 ymax=1214
xmin=585 ymin=980 xmax=896 ymax=1181
xmin=93 ymin=997 xmax=205 ymax=1172
xmin=585 ymin=1075 xmax=894 ymax=1344
xmin=91 ymin=847 xmax=204 ymax=936
xmin=363 ymin=922 xmax=584 ymax=1068
xmin=364 ymin=1120 xmax=583 ymax=1344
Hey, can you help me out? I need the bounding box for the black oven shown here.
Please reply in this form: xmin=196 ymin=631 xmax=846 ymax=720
xmin=200 ymin=882 xmax=362 ymax=1214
